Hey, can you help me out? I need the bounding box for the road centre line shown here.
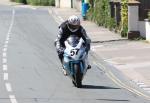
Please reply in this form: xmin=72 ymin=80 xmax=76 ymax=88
xmin=3 ymin=58 xmax=7 ymax=64
xmin=4 ymin=73 xmax=8 ymax=81
xmin=3 ymin=64 xmax=8 ymax=71
xmin=3 ymin=48 xmax=7 ymax=52
xmin=5 ymin=40 xmax=9 ymax=44
xmin=9 ymin=95 xmax=18 ymax=103
xmin=1 ymin=9 xmax=18 ymax=103
xmin=5 ymin=83 xmax=12 ymax=92
xmin=4 ymin=44 xmax=8 ymax=48
xmin=3 ymin=52 xmax=7 ymax=57
xmin=6 ymin=37 xmax=10 ymax=41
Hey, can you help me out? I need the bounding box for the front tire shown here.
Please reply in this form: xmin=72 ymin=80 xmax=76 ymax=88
xmin=73 ymin=64 xmax=82 ymax=88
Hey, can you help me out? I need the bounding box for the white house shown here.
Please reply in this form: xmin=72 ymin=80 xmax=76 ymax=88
xmin=55 ymin=0 xmax=82 ymax=11
xmin=55 ymin=0 xmax=73 ymax=8
xmin=128 ymin=0 xmax=150 ymax=41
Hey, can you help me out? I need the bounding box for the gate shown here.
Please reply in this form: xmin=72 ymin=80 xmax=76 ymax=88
xmin=138 ymin=0 xmax=150 ymax=20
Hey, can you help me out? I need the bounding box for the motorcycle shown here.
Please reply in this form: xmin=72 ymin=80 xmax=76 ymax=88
xmin=63 ymin=35 xmax=88 ymax=88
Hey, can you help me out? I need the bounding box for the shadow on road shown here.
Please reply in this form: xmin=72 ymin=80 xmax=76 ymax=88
xmin=96 ymin=99 xmax=129 ymax=102
xmin=82 ymin=85 xmax=120 ymax=89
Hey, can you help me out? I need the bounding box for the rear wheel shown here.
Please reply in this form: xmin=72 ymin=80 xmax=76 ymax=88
xmin=73 ymin=64 xmax=82 ymax=88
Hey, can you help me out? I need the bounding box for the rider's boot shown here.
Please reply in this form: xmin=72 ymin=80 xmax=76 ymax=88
xmin=62 ymin=67 xmax=67 ymax=76
xmin=87 ymin=65 xmax=91 ymax=69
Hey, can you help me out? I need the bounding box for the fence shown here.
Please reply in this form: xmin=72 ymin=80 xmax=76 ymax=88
xmin=110 ymin=1 xmax=121 ymax=25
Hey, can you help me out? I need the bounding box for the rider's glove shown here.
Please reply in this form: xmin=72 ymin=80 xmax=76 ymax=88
xmin=57 ymin=47 xmax=65 ymax=54
xmin=85 ymin=43 xmax=90 ymax=52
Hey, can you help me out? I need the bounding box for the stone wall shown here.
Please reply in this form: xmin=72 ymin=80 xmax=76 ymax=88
xmin=73 ymin=0 xmax=82 ymax=11
xmin=145 ymin=20 xmax=150 ymax=41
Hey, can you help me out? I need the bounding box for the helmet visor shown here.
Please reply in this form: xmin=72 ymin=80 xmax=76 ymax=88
xmin=68 ymin=24 xmax=80 ymax=31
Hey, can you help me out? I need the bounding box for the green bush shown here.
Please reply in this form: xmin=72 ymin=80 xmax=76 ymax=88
xmin=26 ymin=0 xmax=55 ymax=6
xmin=10 ymin=0 xmax=55 ymax=6
xmin=87 ymin=0 xmax=116 ymax=30
xmin=121 ymin=0 xmax=128 ymax=37
xmin=10 ymin=0 xmax=15 ymax=2
xmin=10 ymin=0 xmax=26 ymax=3
xmin=87 ymin=0 xmax=129 ymax=37
xmin=108 ymin=17 xmax=117 ymax=31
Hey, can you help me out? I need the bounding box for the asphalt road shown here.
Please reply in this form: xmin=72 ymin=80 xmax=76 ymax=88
xmin=0 ymin=5 xmax=149 ymax=103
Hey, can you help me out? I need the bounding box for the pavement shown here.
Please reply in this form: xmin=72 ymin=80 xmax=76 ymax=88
xmin=1 ymin=0 xmax=150 ymax=94
xmin=49 ymin=7 xmax=150 ymax=94
xmin=0 ymin=0 xmax=13 ymax=5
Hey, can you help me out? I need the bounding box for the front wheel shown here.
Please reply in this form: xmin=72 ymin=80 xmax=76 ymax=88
xmin=73 ymin=64 xmax=82 ymax=88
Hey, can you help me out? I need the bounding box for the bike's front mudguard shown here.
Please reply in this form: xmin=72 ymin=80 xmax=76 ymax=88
xmin=63 ymin=58 xmax=87 ymax=79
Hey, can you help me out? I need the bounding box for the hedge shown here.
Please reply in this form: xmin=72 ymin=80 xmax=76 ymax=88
xmin=10 ymin=0 xmax=55 ymax=6
xmin=87 ymin=0 xmax=128 ymax=37
xmin=87 ymin=0 xmax=116 ymax=31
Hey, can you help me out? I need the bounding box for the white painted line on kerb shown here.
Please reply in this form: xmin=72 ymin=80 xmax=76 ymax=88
xmin=3 ymin=64 xmax=8 ymax=71
xmin=9 ymin=95 xmax=18 ymax=103
xmin=5 ymin=83 xmax=12 ymax=92
xmin=4 ymin=73 xmax=8 ymax=81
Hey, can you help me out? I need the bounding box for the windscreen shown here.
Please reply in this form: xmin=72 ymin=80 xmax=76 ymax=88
xmin=67 ymin=35 xmax=80 ymax=47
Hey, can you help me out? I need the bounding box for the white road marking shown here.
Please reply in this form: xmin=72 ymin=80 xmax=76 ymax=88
xmin=3 ymin=58 xmax=7 ymax=64
xmin=3 ymin=64 xmax=8 ymax=71
xmin=9 ymin=95 xmax=18 ymax=103
xmin=5 ymin=83 xmax=12 ymax=92
xmin=139 ymin=84 xmax=149 ymax=88
xmin=6 ymin=36 xmax=10 ymax=41
xmin=4 ymin=44 xmax=8 ymax=48
xmin=1 ymin=9 xmax=18 ymax=103
xmin=3 ymin=52 xmax=7 ymax=57
xmin=143 ymin=88 xmax=150 ymax=91
xmin=4 ymin=73 xmax=8 ymax=81
xmin=5 ymin=40 xmax=9 ymax=44
xmin=3 ymin=48 xmax=7 ymax=52
xmin=136 ymin=82 xmax=145 ymax=85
